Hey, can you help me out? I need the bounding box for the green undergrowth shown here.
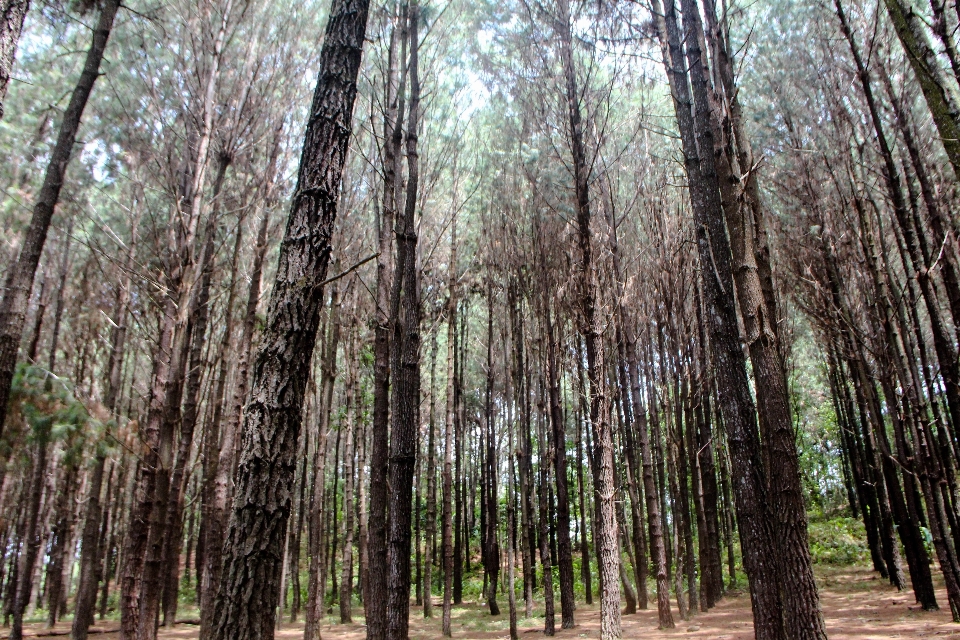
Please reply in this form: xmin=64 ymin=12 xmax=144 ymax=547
xmin=807 ymin=515 xmax=870 ymax=566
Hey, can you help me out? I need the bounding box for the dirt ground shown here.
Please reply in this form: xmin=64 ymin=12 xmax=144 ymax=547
xmin=8 ymin=567 xmax=960 ymax=639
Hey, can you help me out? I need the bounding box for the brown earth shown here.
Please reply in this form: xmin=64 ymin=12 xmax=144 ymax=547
xmin=7 ymin=567 xmax=960 ymax=639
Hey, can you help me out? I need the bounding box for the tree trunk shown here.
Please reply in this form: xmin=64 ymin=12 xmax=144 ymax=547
xmin=0 ymin=0 xmax=120 ymax=438
xmin=339 ymin=336 xmax=358 ymax=623
xmin=197 ymin=205 xmax=269 ymax=639
xmin=556 ymin=0 xmax=621 ymax=634
xmin=0 ymin=0 xmax=29 ymax=120
xmin=441 ymin=211 xmax=457 ymax=637
xmin=384 ymin=4 xmax=421 ymax=635
xmin=483 ymin=283 xmax=500 ymax=617
xmin=367 ymin=6 xmax=404 ymax=636
xmin=544 ymin=302 xmax=574 ymax=627
xmin=424 ymin=329 xmax=438 ymax=618
xmin=207 ymin=0 xmax=370 ymax=631
xmin=303 ymin=286 xmax=341 ymax=640
xmin=654 ymin=0 xmax=786 ymax=636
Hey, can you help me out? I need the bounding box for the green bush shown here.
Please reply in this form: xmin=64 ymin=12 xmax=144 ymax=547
xmin=807 ymin=517 xmax=869 ymax=565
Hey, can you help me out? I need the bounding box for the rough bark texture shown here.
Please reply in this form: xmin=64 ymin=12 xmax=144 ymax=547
xmin=655 ymin=0 xmax=785 ymax=637
xmin=208 ymin=0 xmax=371 ymax=634
xmin=384 ymin=4 xmax=420 ymax=636
xmin=0 ymin=0 xmax=28 ymax=120
xmin=556 ymin=0 xmax=621 ymax=635
xmin=367 ymin=8 xmax=403 ymax=637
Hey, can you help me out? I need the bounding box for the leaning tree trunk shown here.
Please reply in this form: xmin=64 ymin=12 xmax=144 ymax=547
xmin=655 ymin=0 xmax=785 ymax=637
xmin=0 ymin=0 xmax=29 ymax=120
xmin=207 ymin=0 xmax=371 ymax=632
xmin=684 ymin=0 xmax=825 ymax=633
xmin=0 ymin=0 xmax=120 ymax=438
xmin=883 ymin=0 xmax=960 ymax=181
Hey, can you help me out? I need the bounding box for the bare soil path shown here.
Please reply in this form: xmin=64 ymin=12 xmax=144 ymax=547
xmin=7 ymin=567 xmax=959 ymax=639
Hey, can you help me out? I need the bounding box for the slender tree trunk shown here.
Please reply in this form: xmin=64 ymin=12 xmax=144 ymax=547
xmin=544 ymin=302 xmax=574 ymax=626
xmin=538 ymin=397 xmax=556 ymax=637
xmin=441 ymin=212 xmax=457 ymax=637
xmin=303 ymin=286 xmax=342 ymax=640
xmin=198 ymin=206 xmax=270 ymax=640
xmin=340 ymin=336 xmax=358 ymax=623
xmin=0 ymin=0 xmax=120 ymax=438
xmin=9 ymin=424 xmax=49 ymax=640
xmin=556 ymin=0 xmax=621 ymax=634
xmin=482 ymin=283 xmax=500 ymax=617
xmin=424 ymin=329 xmax=438 ymax=617
xmin=367 ymin=6 xmax=404 ymax=637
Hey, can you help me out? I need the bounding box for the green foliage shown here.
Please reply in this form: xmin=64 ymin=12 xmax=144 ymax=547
xmin=8 ymin=363 xmax=102 ymax=463
xmin=807 ymin=516 xmax=870 ymax=566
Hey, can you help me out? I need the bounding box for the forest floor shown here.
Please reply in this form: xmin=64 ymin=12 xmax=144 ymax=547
xmin=7 ymin=566 xmax=960 ymax=639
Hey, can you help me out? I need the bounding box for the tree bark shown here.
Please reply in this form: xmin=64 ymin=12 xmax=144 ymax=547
xmin=207 ymin=0 xmax=370 ymax=631
xmin=384 ymin=4 xmax=421 ymax=635
xmin=555 ymin=0 xmax=621 ymax=634
xmin=367 ymin=5 xmax=404 ymax=636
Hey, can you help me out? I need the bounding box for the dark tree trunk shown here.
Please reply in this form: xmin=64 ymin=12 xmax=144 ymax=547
xmin=483 ymin=284 xmax=500 ymax=617
xmin=537 ymin=397 xmax=556 ymax=637
xmin=367 ymin=6 xmax=404 ymax=636
xmin=654 ymin=0 xmax=786 ymax=637
xmin=544 ymin=302 xmax=574 ymax=626
xmin=208 ymin=0 xmax=371 ymax=632
xmin=384 ymin=4 xmax=421 ymax=636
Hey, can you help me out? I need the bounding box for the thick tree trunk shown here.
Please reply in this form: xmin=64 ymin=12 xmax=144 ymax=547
xmin=654 ymin=0 xmax=785 ymax=637
xmin=207 ymin=0 xmax=370 ymax=632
